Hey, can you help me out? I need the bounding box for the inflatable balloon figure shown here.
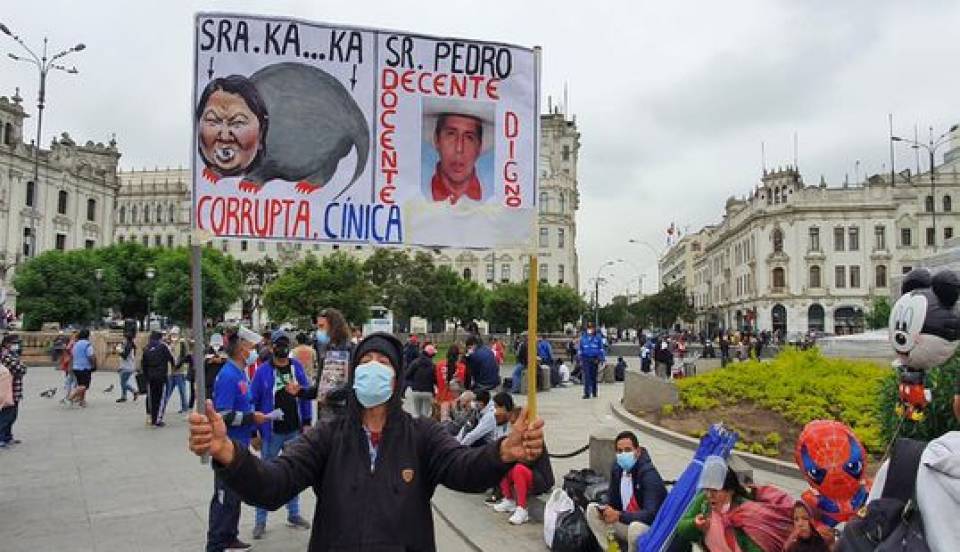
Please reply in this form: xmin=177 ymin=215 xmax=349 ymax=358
xmin=888 ymin=268 xmax=960 ymax=421
xmin=795 ymin=420 xmax=871 ymax=527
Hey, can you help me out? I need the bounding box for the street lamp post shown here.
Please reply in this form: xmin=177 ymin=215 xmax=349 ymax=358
xmin=594 ymin=259 xmax=620 ymax=328
xmin=145 ymin=266 xmax=155 ymax=330
xmin=892 ymin=124 xmax=958 ymax=251
xmin=94 ymin=268 xmax=103 ymax=329
xmin=1 ymin=22 xmax=84 ymax=259
xmin=627 ymin=238 xmax=664 ymax=290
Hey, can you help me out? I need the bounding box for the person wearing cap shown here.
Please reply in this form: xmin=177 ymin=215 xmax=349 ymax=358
xmin=141 ymin=331 xmax=177 ymax=427
xmin=406 ymin=341 xmax=438 ymax=419
xmin=579 ymin=322 xmax=606 ymax=399
xmin=674 ymin=456 xmax=792 ymax=552
xmin=188 ymin=332 xmax=545 ymax=552
xmin=206 ymin=327 xmax=269 ymax=552
xmin=585 ymin=430 xmax=667 ymax=552
xmin=0 ymin=333 xmax=25 ymax=447
xmin=249 ymin=329 xmax=315 ymax=539
xmin=203 ymin=333 xmax=227 ymax=403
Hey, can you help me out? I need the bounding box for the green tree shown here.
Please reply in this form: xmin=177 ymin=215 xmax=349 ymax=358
xmin=263 ymin=252 xmax=374 ymax=328
xmin=238 ymin=257 xmax=280 ymax=323
xmin=633 ymin=283 xmax=694 ymax=330
xmin=485 ymin=281 xmax=528 ymax=333
xmin=362 ymin=250 xmax=441 ymax=331
xmin=598 ymin=295 xmax=631 ymax=329
xmin=865 ymin=296 xmax=892 ymax=330
xmin=428 ymin=266 xmax=488 ymax=336
xmin=94 ymin=241 xmax=159 ymax=321
xmin=13 ymin=249 xmax=123 ymax=330
xmin=151 ymin=247 xmax=242 ymax=325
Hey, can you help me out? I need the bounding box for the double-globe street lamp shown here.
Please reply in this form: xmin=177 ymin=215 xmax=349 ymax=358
xmin=892 ymin=124 xmax=959 ymax=251
xmin=94 ymin=268 xmax=104 ymax=329
xmin=145 ymin=266 xmax=156 ymax=331
xmin=1 ymin=22 xmax=84 ymax=259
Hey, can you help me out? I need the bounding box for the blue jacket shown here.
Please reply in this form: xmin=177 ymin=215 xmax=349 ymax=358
xmin=251 ymin=358 xmax=312 ymax=443
xmin=465 ymin=345 xmax=500 ymax=390
xmin=213 ymin=360 xmax=256 ymax=446
xmin=609 ymin=449 xmax=668 ymax=525
xmin=579 ymin=332 xmax=605 ymax=362
xmin=537 ymin=339 xmax=554 ymax=365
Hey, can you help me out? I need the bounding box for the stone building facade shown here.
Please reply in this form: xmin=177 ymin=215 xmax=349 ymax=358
xmin=667 ymin=133 xmax=960 ymax=337
xmin=0 ymin=91 xmax=121 ymax=311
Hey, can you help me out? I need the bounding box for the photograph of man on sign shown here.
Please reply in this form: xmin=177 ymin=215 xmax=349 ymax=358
xmin=421 ymin=98 xmax=495 ymax=205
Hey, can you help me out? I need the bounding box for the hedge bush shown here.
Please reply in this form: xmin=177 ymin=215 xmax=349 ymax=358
xmin=675 ymin=348 xmax=889 ymax=452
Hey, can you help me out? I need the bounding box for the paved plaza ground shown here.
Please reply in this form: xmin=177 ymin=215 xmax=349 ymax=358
xmin=0 ymin=361 xmax=803 ymax=551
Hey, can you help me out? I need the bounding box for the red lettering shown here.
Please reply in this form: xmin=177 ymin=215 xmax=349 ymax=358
xmin=506 ymin=196 xmax=521 ymax=208
xmin=281 ymin=199 xmax=295 ymax=237
xmin=254 ymin=200 xmax=270 ymax=236
xmin=380 ymin=89 xmax=398 ymax=109
xmin=379 ymin=128 xmax=394 ymax=150
xmin=292 ymin=201 xmax=310 ymax=238
xmin=381 ymin=68 xmax=398 ymax=90
xmin=210 ymin=197 xmax=225 ymax=235
xmin=379 ymin=187 xmax=395 ymax=204
xmin=196 ymin=196 xmax=211 ymax=230
xmin=505 ymin=111 xmax=519 ymax=139
xmin=486 ymin=78 xmax=500 ymax=100
xmin=401 ymin=70 xmax=416 ymax=93
xmin=469 ymin=76 xmax=485 ymax=99
xmin=433 ymin=73 xmax=447 ymax=96
xmin=450 ymin=75 xmax=466 ymax=97
xmin=240 ymin=198 xmax=254 ymax=234
xmin=269 ymin=200 xmax=283 ymax=236
xmin=504 ymin=161 xmax=518 ymax=183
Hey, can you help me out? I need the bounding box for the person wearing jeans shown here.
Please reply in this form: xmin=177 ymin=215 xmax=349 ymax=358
xmin=250 ymin=330 xmax=315 ymax=540
xmin=163 ymin=328 xmax=189 ymax=414
xmin=116 ymin=335 xmax=138 ymax=403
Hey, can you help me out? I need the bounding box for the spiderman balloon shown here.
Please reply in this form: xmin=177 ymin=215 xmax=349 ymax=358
xmin=888 ymin=268 xmax=960 ymax=421
xmin=795 ymin=420 xmax=871 ymax=527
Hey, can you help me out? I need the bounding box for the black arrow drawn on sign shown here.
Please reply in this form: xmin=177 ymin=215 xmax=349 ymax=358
xmin=350 ymin=63 xmax=358 ymax=90
xmin=207 ymin=57 xmax=215 ymax=80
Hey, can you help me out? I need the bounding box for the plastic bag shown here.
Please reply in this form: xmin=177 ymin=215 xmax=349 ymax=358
xmin=562 ymin=468 xmax=607 ymax=509
xmin=544 ymin=488 xmax=575 ymax=548
xmin=552 ymin=506 xmax=601 ymax=552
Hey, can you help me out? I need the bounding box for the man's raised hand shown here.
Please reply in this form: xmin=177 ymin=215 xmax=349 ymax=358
xmin=188 ymin=399 xmax=234 ymax=464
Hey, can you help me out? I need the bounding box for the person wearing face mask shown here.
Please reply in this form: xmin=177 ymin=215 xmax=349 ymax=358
xmin=0 ymin=333 xmax=25 ymax=448
xmin=203 ymin=333 xmax=227 ymax=403
xmin=188 ymin=332 xmax=545 ymax=552
xmin=674 ymin=456 xmax=793 ymax=552
xmin=250 ymin=330 xmax=316 ymax=540
xmin=313 ymin=308 xmax=354 ymax=423
xmin=206 ymin=327 xmax=269 ymax=552
xmin=579 ymin=322 xmax=606 ymax=399
xmin=141 ymin=331 xmax=177 ymax=428
xmin=163 ymin=327 xmax=190 ymax=414
xmin=586 ymin=431 xmax=667 ymax=551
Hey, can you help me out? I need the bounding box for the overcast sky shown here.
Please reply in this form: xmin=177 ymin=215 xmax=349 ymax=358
xmin=4 ymin=1 xmax=959 ymax=302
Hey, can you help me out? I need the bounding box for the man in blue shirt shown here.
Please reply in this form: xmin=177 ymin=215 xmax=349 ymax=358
xmin=67 ymin=328 xmax=96 ymax=407
xmin=579 ymin=323 xmax=606 ymax=399
xmin=207 ymin=327 xmax=266 ymax=552
xmin=463 ymin=335 xmax=501 ymax=392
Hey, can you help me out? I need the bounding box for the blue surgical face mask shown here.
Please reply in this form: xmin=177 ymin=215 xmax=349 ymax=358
xmin=245 ymin=349 xmax=258 ymax=366
xmin=316 ymin=329 xmax=330 ymax=346
xmin=616 ymin=451 xmax=638 ymax=471
xmin=353 ymin=361 xmax=394 ymax=408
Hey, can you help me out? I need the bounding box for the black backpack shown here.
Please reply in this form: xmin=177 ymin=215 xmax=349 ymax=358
xmin=562 ymin=468 xmax=607 ymax=510
xmin=837 ymin=438 xmax=929 ymax=552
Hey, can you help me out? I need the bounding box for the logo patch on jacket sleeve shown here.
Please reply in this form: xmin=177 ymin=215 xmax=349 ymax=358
xmin=401 ymin=468 xmax=415 ymax=484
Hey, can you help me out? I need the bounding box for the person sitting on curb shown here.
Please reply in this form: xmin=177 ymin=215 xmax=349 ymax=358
xmin=586 ymin=430 xmax=668 ymax=552
xmin=458 ymin=390 xmax=509 ymax=447
xmin=491 ymin=405 xmax=555 ymax=526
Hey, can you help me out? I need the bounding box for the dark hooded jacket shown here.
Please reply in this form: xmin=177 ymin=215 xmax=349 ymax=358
xmin=214 ymin=333 xmax=517 ymax=551
xmin=608 ymin=448 xmax=668 ymax=525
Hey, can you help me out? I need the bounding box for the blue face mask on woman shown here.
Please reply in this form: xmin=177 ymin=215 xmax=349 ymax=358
xmin=616 ymin=451 xmax=638 ymax=471
xmin=316 ymin=329 xmax=330 ymax=346
xmin=245 ymin=349 xmax=258 ymax=366
xmin=353 ymin=361 xmax=394 ymax=408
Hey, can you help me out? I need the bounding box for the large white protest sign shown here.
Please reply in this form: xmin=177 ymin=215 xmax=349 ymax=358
xmin=192 ymin=13 xmax=539 ymax=249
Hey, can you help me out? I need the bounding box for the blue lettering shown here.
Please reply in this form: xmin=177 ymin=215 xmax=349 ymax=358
xmin=346 ymin=200 xmax=363 ymax=239
xmin=370 ymin=205 xmax=384 ymax=241
xmin=323 ymin=202 xmax=339 ymax=239
xmin=385 ymin=205 xmax=403 ymax=243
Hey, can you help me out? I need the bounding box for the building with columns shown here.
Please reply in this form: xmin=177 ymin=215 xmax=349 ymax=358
xmin=666 ymin=128 xmax=960 ymax=338
xmin=0 ymin=91 xmax=121 ymax=312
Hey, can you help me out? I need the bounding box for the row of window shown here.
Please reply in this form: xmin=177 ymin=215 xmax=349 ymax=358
xmin=802 ymin=224 xmax=954 ymax=252
xmin=117 ymin=235 xmax=177 ymax=248
xmin=924 ymin=195 xmax=953 ymax=213
xmin=25 ymin=183 xmax=99 ymax=222
xmin=774 ymin=264 xmax=890 ymax=290
xmin=474 ymin=263 xmax=566 ymax=285
xmin=538 ymin=190 xmax=569 ymax=214
xmin=118 ymin=203 xmax=177 ymax=225
xmin=538 ymin=227 xmax=566 ymax=248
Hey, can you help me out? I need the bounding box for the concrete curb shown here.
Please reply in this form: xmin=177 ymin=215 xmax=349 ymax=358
xmin=609 ymin=400 xmax=803 ymax=481
xmin=431 ymin=501 xmax=484 ymax=552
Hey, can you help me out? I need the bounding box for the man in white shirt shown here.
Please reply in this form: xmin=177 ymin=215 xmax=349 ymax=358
xmin=458 ymin=391 xmax=512 ymax=447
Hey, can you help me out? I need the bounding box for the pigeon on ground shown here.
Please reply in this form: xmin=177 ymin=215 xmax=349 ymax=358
xmin=103 ymin=384 xmax=114 ymax=393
